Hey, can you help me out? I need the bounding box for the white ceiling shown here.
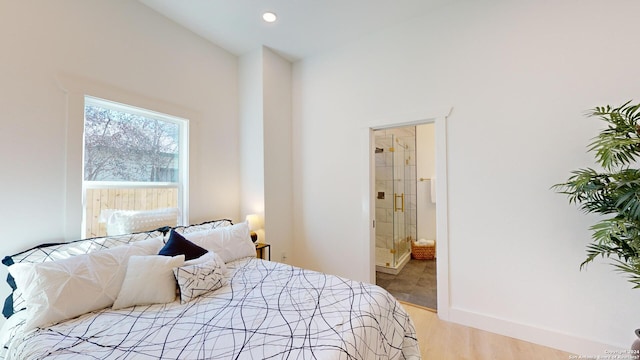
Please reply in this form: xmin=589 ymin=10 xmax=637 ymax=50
xmin=138 ymin=0 xmax=451 ymax=61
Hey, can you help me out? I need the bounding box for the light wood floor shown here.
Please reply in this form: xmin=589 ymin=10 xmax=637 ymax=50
xmin=401 ymin=302 xmax=573 ymax=360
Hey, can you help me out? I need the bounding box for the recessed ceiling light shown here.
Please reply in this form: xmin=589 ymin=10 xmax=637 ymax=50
xmin=262 ymin=12 xmax=277 ymax=23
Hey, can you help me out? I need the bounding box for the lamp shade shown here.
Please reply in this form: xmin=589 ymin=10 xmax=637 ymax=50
xmin=246 ymin=214 xmax=263 ymax=231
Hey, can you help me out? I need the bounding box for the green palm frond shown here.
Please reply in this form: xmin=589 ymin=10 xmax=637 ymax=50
xmin=588 ymin=101 xmax=640 ymax=170
xmin=554 ymin=100 xmax=640 ymax=288
xmin=613 ymin=259 xmax=640 ymax=289
xmin=586 ymin=219 xmax=640 ymax=259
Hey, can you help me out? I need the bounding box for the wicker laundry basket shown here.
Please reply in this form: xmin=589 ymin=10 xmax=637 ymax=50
xmin=411 ymin=241 xmax=435 ymax=260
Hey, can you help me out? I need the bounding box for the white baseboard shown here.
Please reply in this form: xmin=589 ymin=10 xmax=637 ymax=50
xmin=447 ymin=307 xmax=621 ymax=356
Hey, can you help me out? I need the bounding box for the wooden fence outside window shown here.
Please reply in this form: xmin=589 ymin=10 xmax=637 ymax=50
xmin=85 ymin=188 xmax=178 ymax=238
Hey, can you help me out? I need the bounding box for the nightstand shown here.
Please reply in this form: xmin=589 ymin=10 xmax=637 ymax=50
xmin=255 ymin=243 xmax=271 ymax=260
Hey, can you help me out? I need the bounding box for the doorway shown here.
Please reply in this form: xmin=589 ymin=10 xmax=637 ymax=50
xmin=373 ymin=123 xmax=438 ymax=310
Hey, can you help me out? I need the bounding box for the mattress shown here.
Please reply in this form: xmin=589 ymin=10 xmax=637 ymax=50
xmin=1 ymin=257 xmax=420 ymax=359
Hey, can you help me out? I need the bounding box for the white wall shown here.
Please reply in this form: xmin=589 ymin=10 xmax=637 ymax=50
xmin=239 ymin=47 xmax=294 ymax=262
xmin=416 ymin=124 xmax=436 ymax=242
xmin=239 ymin=49 xmax=265 ymax=220
xmin=263 ymin=48 xmax=294 ymax=263
xmin=0 ymin=0 xmax=240 ymax=324
xmin=292 ymin=0 xmax=640 ymax=353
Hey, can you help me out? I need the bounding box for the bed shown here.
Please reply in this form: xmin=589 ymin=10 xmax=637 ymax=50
xmin=0 ymin=220 xmax=420 ymax=360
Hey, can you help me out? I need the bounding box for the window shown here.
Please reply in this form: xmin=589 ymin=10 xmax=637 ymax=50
xmin=82 ymin=96 xmax=188 ymax=237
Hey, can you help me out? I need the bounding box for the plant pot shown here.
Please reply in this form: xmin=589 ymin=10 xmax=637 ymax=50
xmin=632 ymin=329 xmax=640 ymax=351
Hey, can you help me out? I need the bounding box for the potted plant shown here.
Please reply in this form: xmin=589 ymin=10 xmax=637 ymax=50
xmin=554 ymin=101 xmax=640 ymax=288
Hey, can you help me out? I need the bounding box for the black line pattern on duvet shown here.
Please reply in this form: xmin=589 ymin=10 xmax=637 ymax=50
xmin=7 ymin=258 xmax=420 ymax=360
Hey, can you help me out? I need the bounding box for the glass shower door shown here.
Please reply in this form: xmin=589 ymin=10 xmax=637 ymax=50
xmin=392 ymin=135 xmax=406 ymax=267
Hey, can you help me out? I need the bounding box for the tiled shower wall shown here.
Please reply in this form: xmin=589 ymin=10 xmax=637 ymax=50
xmin=374 ymin=127 xmax=417 ymax=251
xmin=374 ymin=142 xmax=393 ymax=250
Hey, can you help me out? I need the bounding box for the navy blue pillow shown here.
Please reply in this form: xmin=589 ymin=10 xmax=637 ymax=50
xmin=159 ymin=230 xmax=208 ymax=261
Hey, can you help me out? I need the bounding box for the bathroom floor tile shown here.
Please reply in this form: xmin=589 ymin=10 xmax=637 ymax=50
xmin=376 ymin=259 xmax=437 ymax=310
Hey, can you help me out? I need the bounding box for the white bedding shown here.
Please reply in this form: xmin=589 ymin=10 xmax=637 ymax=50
xmin=2 ymin=257 xmax=420 ymax=359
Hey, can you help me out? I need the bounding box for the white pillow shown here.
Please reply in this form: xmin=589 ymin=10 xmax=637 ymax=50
xmin=112 ymin=255 xmax=185 ymax=310
xmin=106 ymin=207 xmax=180 ymax=236
xmin=4 ymin=229 xmax=164 ymax=318
xmin=174 ymin=253 xmax=227 ymax=304
xmin=183 ymin=251 xmax=215 ymax=267
xmin=181 ymin=222 xmax=256 ymax=263
xmin=8 ymin=237 xmax=164 ymax=331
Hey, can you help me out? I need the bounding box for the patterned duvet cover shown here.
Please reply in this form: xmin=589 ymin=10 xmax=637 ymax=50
xmin=2 ymin=257 xmax=420 ymax=360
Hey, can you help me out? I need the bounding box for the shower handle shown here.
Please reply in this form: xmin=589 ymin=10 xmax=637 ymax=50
xmin=394 ymin=193 xmax=405 ymax=212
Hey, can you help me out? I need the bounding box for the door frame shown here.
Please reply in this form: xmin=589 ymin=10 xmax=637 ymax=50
xmin=364 ymin=112 xmax=451 ymax=320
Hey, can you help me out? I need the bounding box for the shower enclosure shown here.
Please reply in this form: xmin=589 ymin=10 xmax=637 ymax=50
xmin=374 ymin=127 xmax=417 ymax=274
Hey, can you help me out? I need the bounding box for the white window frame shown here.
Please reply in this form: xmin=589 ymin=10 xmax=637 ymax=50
xmin=81 ymin=96 xmax=189 ymax=236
